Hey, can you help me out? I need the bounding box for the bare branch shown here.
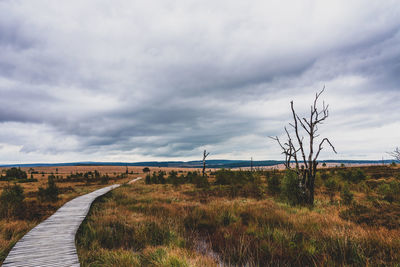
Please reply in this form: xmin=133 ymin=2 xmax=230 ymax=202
xmin=295 ymin=115 xmax=310 ymax=134
xmin=291 ymin=101 xmax=308 ymax=169
xmin=314 ymin=138 xmax=337 ymax=162
xmin=387 ymin=147 xmax=400 ymax=161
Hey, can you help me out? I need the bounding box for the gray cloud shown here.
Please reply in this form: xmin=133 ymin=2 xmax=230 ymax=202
xmin=0 ymin=0 xmax=400 ymax=163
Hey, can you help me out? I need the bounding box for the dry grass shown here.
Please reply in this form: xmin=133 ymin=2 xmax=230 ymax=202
xmin=0 ymin=165 xmax=143 ymax=264
xmin=2 ymin=165 xmax=400 ymax=266
xmin=76 ymin=167 xmax=400 ymax=266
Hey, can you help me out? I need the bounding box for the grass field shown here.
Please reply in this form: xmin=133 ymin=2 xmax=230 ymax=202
xmin=0 ymin=165 xmax=150 ymax=264
xmin=75 ymin=165 xmax=400 ymax=266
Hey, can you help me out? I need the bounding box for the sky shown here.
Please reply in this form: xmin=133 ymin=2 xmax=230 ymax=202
xmin=0 ymin=0 xmax=399 ymax=164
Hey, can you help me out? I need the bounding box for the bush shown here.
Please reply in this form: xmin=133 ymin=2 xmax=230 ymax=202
xmin=214 ymin=169 xmax=235 ymax=185
xmin=320 ymin=171 xmax=330 ymax=181
xmin=184 ymin=171 xmax=197 ymax=183
xmin=338 ymin=168 xmax=366 ymax=183
xmin=5 ymin=167 xmax=27 ymax=180
xmin=167 ymin=171 xmax=179 ymax=187
xmin=377 ymin=180 xmax=400 ymax=203
xmin=145 ymin=173 xmax=151 ymax=184
xmin=100 ymin=174 xmax=110 ymax=184
xmin=314 ymin=172 xmax=324 ymax=188
xmin=281 ymin=170 xmax=302 ymax=205
xmin=267 ymin=173 xmax=281 ymax=195
xmin=146 ymin=171 xmax=167 ymax=184
xmin=38 ymin=175 xmax=59 ymax=202
xmin=193 ymin=174 xmax=209 ymax=188
xmin=340 ymin=183 xmax=353 ymax=205
xmin=0 ymin=184 xmax=26 ymax=219
xmin=214 ymin=169 xmax=253 ymax=186
xmin=352 ymin=169 xmax=367 ymax=183
xmin=325 ymin=177 xmax=339 ymax=203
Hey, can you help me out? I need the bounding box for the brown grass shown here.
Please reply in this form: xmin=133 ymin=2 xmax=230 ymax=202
xmin=0 ymin=165 xmax=147 ymax=264
xmin=2 ymin=165 xmax=400 ymax=266
xmin=76 ymin=167 xmax=400 ymax=266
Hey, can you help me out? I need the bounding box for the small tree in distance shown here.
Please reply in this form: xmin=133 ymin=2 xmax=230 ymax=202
xmin=271 ymin=88 xmax=337 ymax=205
xmin=202 ymin=150 xmax=210 ymax=177
xmin=38 ymin=175 xmax=59 ymax=202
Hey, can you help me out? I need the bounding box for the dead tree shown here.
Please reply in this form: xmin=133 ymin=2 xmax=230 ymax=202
xmin=270 ymin=87 xmax=337 ymax=205
xmin=202 ymin=150 xmax=210 ymax=177
xmin=388 ymin=147 xmax=400 ymax=161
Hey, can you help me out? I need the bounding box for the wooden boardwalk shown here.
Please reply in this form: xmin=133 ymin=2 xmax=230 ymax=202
xmin=2 ymin=178 xmax=141 ymax=266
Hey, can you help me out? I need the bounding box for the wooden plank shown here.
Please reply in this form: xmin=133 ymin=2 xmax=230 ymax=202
xmin=2 ymin=184 xmax=121 ymax=267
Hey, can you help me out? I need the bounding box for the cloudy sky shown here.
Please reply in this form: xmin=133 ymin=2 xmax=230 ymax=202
xmin=0 ymin=0 xmax=399 ymax=163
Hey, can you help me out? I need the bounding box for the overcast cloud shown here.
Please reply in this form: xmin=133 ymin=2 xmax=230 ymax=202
xmin=0 ymin=0 xmax=399 ymax=163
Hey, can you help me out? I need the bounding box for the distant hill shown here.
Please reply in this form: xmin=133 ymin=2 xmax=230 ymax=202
xmin=0 ymin=159 xmax=396 ymax=168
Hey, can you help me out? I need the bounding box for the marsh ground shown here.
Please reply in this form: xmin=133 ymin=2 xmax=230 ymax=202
xmin=76 ymin=165 xmax=400 ymax=266
xmin=0 ymin=165 xmax=156 ymax=264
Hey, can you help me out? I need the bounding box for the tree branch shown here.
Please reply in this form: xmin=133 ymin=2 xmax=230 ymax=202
xmin=314 ymin=138 xmax=337 ymax=162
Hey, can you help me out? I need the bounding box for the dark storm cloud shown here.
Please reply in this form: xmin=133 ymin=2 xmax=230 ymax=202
xmin=0 ymin=0 xmax=400 ymax=163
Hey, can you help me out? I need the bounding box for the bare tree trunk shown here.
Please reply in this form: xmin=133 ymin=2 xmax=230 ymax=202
xmin=271 ymin=88 xmax=336 ymax=205
xmin=202 ymin=150 xmax=210 ymax=177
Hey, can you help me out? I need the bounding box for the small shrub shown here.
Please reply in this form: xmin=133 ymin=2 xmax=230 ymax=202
xmin=148 ymin=171 xmax=166 ymax=184
xmin=38 ymin=175 xmax=59 ymax=202
xmin=167 ymin=171 xmax=180 ymax=187
xmin=145 ymin=173 xmax=151 ymax=184
xmin=281 ymin=170 xmax=302 ymax=205
xmin=193 ymin=174 xmax=209 ymax=188
xmin=100 ymin=174 xmax=110 ymax=184
xmin=377 ymin=180 xmax=400 ymax=203
xmin=352 ymin=169 xmax=367 ymax=183
xmin=320 ymin=171 xmax=330 ymax=181
xmin=0 ymin=184 xmax=26 ymax=219
xmin=214 ymin=169 xmax=253 ymax=186
xmin=242 ymin=181 xmax=264 ymax=199
xmin=339 ymin=168 xmax=366 ymax=184
xmin=215 ymin=169 xmax=235 ymax=185
xmin=314 ymin=172 xmax=324 ymax=188
xmin=267 ymin=173 xmax=281 ymax=195
xmin=325 ymin=177 xmax=339 ymax=203
xmin=340 ymin=182 xmax=353 ymax=205
xmin=5 ymin=167 xmax=27 ymax=180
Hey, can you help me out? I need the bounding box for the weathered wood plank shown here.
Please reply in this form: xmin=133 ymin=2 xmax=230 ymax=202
xmin=2 ymin=184 xmax=121 ymax=266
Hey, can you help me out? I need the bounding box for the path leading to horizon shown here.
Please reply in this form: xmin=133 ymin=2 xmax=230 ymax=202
xmin=2 ymin=177 xmax=142 ymax=267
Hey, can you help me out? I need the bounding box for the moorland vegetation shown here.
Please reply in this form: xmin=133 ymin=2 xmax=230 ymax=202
xmin=77 ymin=165 xmax=400 ymax=266
xmin=0 ymin=167 xmax=134 ymax=264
